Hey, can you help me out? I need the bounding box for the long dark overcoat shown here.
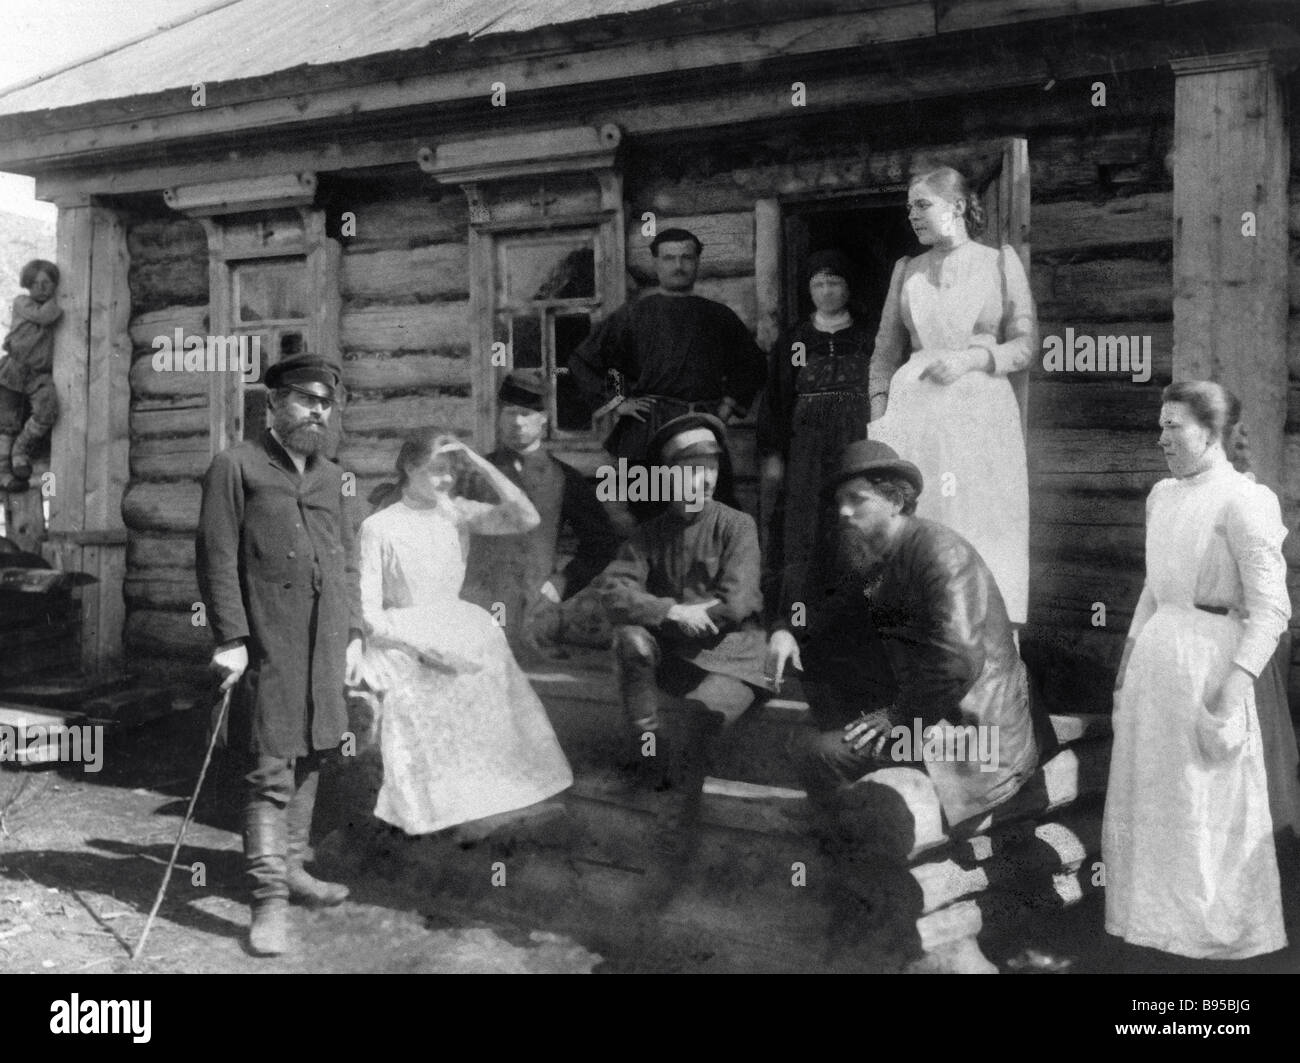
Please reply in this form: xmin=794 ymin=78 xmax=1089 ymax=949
xmin=196 ymin=430 xmax=361 ymax=759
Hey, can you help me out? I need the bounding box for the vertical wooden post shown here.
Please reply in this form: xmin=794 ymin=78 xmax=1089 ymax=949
xmin=46 ymin=197 xmax=130 ymax=674
xmin=1171 ymin=51 xmax=1290 ymax=490
xmin=753 ymin=198 xmax=782 ymax=353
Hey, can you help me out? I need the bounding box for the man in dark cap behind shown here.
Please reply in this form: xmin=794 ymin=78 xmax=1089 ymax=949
xmin=460 ymin=369 xmax=622 ymax=659
xmin=196 ymin=352 xmax=363 ymax=956
xmin=765 ymin=439 xmax=1053 ymax=834
xmin=568 ymin=227 xmax=766 ymax=492
xmin=597 ymin=413 xmax=771 ymax=889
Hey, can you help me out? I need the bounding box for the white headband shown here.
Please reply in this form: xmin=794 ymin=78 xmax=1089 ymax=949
xmin=661 ymin=427 xmax=720 ymax=463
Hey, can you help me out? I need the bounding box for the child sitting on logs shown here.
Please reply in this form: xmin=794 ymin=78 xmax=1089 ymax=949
xmin=0 ymin=259 xmax=62 ymax=492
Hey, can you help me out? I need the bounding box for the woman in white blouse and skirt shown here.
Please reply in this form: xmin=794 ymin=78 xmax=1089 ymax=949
xmin=356 ymin=429 xmax=573 ymax=835
xmin=1104 ymin=381 xmax=1292 ymax=960
xmin=869 ymin=166 xmax=1034 ymax=625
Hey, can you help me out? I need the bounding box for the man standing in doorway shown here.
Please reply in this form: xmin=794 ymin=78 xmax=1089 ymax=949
xmin=568 ymin=227 xmax=766 ymax=481
xmin=196 ymin=353 xmax=363 ymax=957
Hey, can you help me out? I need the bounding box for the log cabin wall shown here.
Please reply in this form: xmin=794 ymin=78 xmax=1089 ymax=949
xmin=1287 ymin=67 xmax=1300 ymax=712
xmin=121 ymin=204 xmax=211 ymax=684
xmin=333 ymin=181 xmax=474 ymax=507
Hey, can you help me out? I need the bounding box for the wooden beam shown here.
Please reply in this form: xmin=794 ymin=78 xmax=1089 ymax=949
xmin=1171 ymin=50 xmax=1291 ymax=489
xmin=9 ymin=4 xmax=1272 ymax=184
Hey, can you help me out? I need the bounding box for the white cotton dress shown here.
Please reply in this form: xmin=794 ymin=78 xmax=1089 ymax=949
xmin=357 ymin=496 xmax=573 ymax=835
xmin=868 ymin=241 xmax=1034 ymax=624
xmin=1102 ymin=460 xmax=1291 ymax=959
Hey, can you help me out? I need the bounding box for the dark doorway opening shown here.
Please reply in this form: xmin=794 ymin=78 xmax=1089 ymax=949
xmin=782 ymin=195 xmax=918 ymax=333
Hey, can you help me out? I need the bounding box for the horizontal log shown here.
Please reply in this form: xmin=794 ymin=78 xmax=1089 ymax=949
xmin=626 ymin=212 xmax=755 ymax=280
xmin=1029 ymin=127 xmax=1173 ymax=202
xmin=342 ymin=395 xmax=476 ymax=436
xmin=1030 ymin=487 xmax=1145 ymax=528
xmin=122 ymin=481 xmax=202 ymax=533
xmin=1032 ymin=321 xmax=1172 ymax=384
xmin=124 ymin=574 xmax=201 ymax=611
xmin=128 ymin=305 xmax=208 ymax=350
xmin=1029 ymin=379 xmax=1166 ymax=431
xmin=342 ymin=350 xmax=472 ymax=391
xmin=1032 ymin=469 xmax=1163 ymax=496
xmin=340 ymin=301 xmax=470 ymax=352
xmin=126 ymin=535 xmax=196 ymax=571
xmin=334 ymin=197 xmax=468 ymax=252
xmin=341 ymin=243 xmax=470 ymax=304
xmin=130 ymin=405 xmax=209 ymax=438
xmin=912 ymin=801 xmax=1103 ymax=915
xmin=129 ymin=355 xmax=211 ymax=400
xmin=481 ymin=176 xmax=604 ymax=226
xmin=125 ymin=609 xmax=210 ymax=661
xmin=1032 ymin=193 xmax=1171 ymax=253
xmin=130 ymin=436 xmax=212 ymax=482
xmin=1027 ymin=427 xmax=1168 ymax=475
xmin=1032 ymin=520 xmax=1145 ymax=563
xmin=1035 ymin=257 xmax=1172 ymax=322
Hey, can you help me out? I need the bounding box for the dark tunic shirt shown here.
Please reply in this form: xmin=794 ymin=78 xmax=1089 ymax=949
xmin=569 ymin=293 xmax=767 ymax=413
xmin=599 ymin=498 xmax=769 ymax=689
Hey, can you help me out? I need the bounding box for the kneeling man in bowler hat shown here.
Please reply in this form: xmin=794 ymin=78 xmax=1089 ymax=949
xmin=766 ymin=439 xmax=1053 ymax=833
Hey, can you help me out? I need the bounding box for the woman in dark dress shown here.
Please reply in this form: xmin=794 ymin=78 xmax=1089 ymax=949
xmin=759 ymin=249 xmax=878 ymax=635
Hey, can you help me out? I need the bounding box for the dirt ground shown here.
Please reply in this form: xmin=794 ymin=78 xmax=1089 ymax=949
xmin=4 ymin=710 xmax=1299 ymax=975
xmin=0 ymin=713 xmax=601 ymax=974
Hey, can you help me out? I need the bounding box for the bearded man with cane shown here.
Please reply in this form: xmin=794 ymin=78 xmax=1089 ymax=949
xmin=196 ymin=353 xmax=364 ymax=956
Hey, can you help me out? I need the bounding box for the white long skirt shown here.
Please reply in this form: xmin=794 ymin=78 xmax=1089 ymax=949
xmin=363 ymin=602 xmax=573 ymax=835
xmin=870 ymin=353 xmax=1028 ymax=623
xmin=1103 ymin=606 xmax=1286 ymax=959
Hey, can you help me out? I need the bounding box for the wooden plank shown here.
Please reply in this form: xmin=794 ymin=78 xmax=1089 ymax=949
xmin=340 ymin=301 xmax=471 ymax=352
xmin=752 ymin=198 xmax=782 ymax=353
xmin=1035 ymin=256 xmax=1172 ymax=322
xmin=1033 ymin=192 xmax=1172 ymax=253
xmin=48 ymin=204 xmax=92 ymax=543
xmin=1172 ymin=52 xmax=1289 ymax=492
xmin=1029 ymin=379 xmax=1166 ymax=431
xmin=342 ymin=395 xmax=476 ymax=436
xmin=342 ymin=351 xmax=472 ymax=392
xmin=938 ymin=0 xmax=1155 ymax=33
xmin=1028 ymin=428 xmax=1168 ymax=475
xmin=341 ymin=244 xmax=470 ymax=303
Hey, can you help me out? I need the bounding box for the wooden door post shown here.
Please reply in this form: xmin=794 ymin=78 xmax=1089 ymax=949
xmin=1171 ymin=50 xmax=1291 ymax=490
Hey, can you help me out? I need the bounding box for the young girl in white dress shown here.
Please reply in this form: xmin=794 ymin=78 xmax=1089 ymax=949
xmin=356 ymin=429 xmax=573 ymax=835
xmin=869 ymin=166 xmax=1035 ymax=625
xmin=1104 ymin=381 xmax=1291 ymax=960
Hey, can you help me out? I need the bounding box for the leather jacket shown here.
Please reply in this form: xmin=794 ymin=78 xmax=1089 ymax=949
xmin=816 ymin=517 xmax=1053 ymax=826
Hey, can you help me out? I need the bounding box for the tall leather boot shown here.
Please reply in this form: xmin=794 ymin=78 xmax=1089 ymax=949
xmin=0 ymin=434 xmax=24 ymax=493
xmin=244 ymin=801 xmax=290 ymax=956
xmin=285 ymin=768 xmax=349 ymax=906
xmin=9 ymin=421 xmax=46 ymax=481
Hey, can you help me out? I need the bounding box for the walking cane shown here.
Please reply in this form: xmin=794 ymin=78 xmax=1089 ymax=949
xmin=131 ymin=685 xmax=233 ymax=961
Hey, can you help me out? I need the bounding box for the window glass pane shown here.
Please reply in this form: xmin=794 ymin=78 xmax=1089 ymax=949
xmin=235 ymin=258 xmax=308 ymax=322
xmin=554 ymin=312 xmax=593 ymax=431
xmin=499 ymin=238 xmax=595 ymax=305
xmin=508 ymin=313 xmax=543 ymax=370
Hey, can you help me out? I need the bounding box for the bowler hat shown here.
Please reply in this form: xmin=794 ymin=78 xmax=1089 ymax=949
xmin=264 ymin=353 xmax=341 ymax=401
xmin=829 ymin=439 xmax=923 ymax=495
xmin=649 ymin=412 xmax=727 ymax=464
xmin=498 ymin=369 xmax=547 ymax=412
